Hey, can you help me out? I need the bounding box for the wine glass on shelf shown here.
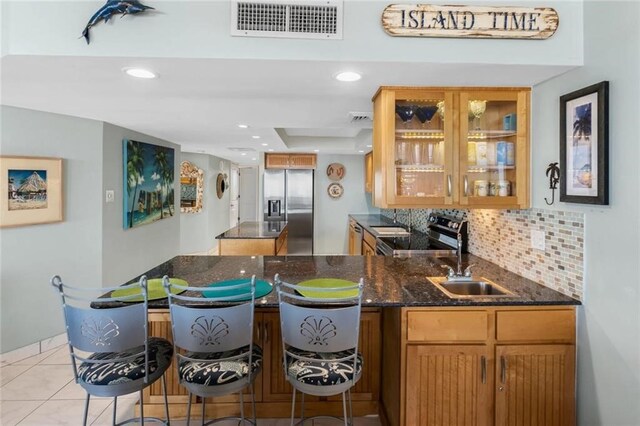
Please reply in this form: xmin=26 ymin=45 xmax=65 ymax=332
xmin=415 ymin=105 xmax=439 ymax=129
xmin=395 ymin=105 xmax=415 ymax=128
xmin=468 ymin=100 xmax=487 ymax=131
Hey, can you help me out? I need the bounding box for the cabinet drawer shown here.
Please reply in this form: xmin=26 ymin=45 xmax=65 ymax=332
xmin=406 ymin=311 xmax=488 ymax=342
xmin=363 ymin=229 xmax=376 ymax=249
xmin=496 ymin=309 xmax=575 ymax=342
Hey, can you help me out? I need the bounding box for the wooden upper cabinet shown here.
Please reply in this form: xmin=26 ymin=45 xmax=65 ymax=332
xmin=265 ymin=153 xmax=317 ymax=169
xmin=372 ymin=87 xmax=530 ymax=209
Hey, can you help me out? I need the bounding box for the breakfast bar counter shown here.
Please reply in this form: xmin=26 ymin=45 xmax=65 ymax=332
xmin=132 ymin=255 xmax=578 ymax=423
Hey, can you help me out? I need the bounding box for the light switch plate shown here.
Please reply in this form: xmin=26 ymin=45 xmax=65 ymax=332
xmin=105 ymin=190 xmax=115 ymax=203
xmin=530 ymin=230 xmax=545 ymax=251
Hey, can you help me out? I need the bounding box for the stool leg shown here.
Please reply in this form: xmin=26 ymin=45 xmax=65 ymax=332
xmin=290 ymin=388 xmax=296 ymax=426
xmin=82 ymin=394 xmax=90 ymax=426
xmin=201 ymin=397 xmax=205 ymax=426
xmin=250 ymin=383 xmax=257 ymax=425
xmin=348 ymin=389 xmax=354 ymax=425
xmin=300 ymin=392 xmax=305 ymax=424
xmin=186 ymin=393 xmax=192 ymax=426
xmin=139 ymin=390 xmax=144 ymax=425
xmin=341 ymin=392 xmax=348 ymax=426
xmin=239 ymin=389 xmax=245 ymax=423
xmin=162 ymin=374 xmax=170 ymax=425
xmin=112 ymin=396 xmax=117 ymax=426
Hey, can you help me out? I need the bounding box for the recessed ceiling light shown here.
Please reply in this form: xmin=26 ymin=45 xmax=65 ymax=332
xmin=313 ymin=149 xmax=320 ymax=153
xmin=261 ymin=143 xmax=268 ymax=146
xmin=238 ymin=124 xmax=249 ymax=129
xmin=358 ymin=150 xmax=364 ymax=153
xmin=335 ymin=71 xmax=361 ymax=82
xmin=123 ymin=68 xmax=157 ymax=79
xmin=252 ymin=136 xmax=261 ymax=139
xmin=252 ymin=158 xmax=257 ymax=161
xmin=268 ymin=149 xmax=274 ymax=152
xmin=241 ymin=153 xmax=247 ymax=156
xmin=366 ymin=144 xmax=372 ymax=148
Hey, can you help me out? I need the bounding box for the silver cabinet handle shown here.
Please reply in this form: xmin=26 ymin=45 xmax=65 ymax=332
xmin=447 ymin=175 xmax=452 ymax=196
xmin=481 ymin=356 xmax=487 ymax=384
xmin=464 ymin=175 xmax=469 ymax=196
xmin=500 ymin=356 xmax=507 ymax=384
xmin=264 ymin=322 xmax=269 ymax=344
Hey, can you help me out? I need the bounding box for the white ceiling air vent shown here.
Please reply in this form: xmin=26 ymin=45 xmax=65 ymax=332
xmin=348 ymin=112 xmax=373 ymax=123
xmin=231 ymin=0 xmax=343 ymax=40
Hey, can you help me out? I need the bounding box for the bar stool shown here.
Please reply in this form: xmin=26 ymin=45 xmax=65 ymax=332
xmin=50 ymin=275 xmax=172 ymax=426
xmin=163 ymin=275 xmax=261 ymax=425
xmin=274 ymin=274 xmax=364 ymax=426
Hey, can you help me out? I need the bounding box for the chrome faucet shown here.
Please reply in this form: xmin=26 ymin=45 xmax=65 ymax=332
xmin=441 ymin=234 xmax=474 ymax=282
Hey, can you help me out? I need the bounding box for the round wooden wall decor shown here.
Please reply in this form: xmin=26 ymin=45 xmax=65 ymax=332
xmin=327 ymin=182 xmax=344 ymax=199
xmin=326 ymin=163 xmax=346 ymax=181
xmin=216 ymin=173 xmax=226 ymax=199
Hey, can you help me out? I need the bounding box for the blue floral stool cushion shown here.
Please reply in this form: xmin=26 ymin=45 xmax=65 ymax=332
xmin=286 ymin=348 xmax=363 ymax=386
xmin=178 ymin=345 xmax=263 ymax=386
xmin=77 ymin=337 xmax=173 ymax=396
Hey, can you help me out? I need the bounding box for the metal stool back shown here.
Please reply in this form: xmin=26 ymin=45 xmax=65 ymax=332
xmin=51 ymin=275 xmax=171 ymax=426
xmin=275 ymin=274 xmax=364 ymax=426
xmin=163 ymin=275 xmax=260 ymax=425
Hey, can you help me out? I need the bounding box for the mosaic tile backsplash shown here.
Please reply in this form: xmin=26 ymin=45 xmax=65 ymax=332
xmin=381 ymin=208 xmax=584 ymax=300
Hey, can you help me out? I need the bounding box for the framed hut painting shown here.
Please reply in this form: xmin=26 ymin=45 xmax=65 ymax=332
xmin=123 ymin=139 xmax=175 ymax=229
xmin=560 ymin=81 xmax=609 ymax=205
xmin=0 ymin=156 xmax=63 ymax=228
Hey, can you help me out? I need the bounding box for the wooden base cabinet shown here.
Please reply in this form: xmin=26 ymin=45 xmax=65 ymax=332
xmin=381 ymin=307 xmax=576 ymax=426
xmin=142 ymin=308 xmax=381 ymax=419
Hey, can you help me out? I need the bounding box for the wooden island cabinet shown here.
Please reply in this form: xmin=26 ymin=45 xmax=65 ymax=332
xmin=381 ymin=306 xmax=576 ymax=426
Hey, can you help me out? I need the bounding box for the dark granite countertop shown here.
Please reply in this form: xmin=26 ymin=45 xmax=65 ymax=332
xmin=216 ymin=221 xmax=288 ymax=239
xmin=126 ymin=254 xmax=580 ymax=309
xmin=349 ymin=214 xmax=398 ymax=229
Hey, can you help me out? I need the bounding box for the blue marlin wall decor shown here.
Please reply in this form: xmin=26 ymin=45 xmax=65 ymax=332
xmin=82 ymin=0 xmax=155 ymax=44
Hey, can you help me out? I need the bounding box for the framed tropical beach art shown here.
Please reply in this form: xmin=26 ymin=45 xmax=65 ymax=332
xmin=123 ymin=139 xmax=175 ymax=229
xmin=0 ymin=156 xmax=63 ymax=228
xmin=560 ymin=81 xmax=609 ymax=205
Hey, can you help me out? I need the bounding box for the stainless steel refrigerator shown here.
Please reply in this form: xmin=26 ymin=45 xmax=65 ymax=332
xmin=263 ymin=169 xmax=314 ymax=255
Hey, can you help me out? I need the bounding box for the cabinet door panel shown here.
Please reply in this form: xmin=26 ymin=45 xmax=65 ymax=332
xmin=495 ymin=345 xmax=575 ymax=426
xmin=406 ymin=345 xmax=491 ymax=426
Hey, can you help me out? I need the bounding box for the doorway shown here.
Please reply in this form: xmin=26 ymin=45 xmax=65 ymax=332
xmin=239 ymin=166 xmax=258 ymax=222
xmin=229 ymin=164 xmax=240 ymax=228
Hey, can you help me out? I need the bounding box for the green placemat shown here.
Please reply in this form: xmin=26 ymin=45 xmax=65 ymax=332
xmin=204 ymin=278 xmax=273 ymax=301
xmin=112 ymin=278 xmax=187 ymax=302
xmin=296 ymin=278 xmax=359 ymax=299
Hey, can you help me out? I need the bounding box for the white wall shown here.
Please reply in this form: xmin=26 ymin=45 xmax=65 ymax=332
xmin=314 ymin=154 xmax=379 ymax=254
xmin=179 ymin=152 xmax=231 ymax=254
xmin=531 ymin=2 xmax=639 ymax=424
xmin=2 ymin=1 xmax=583 ymax=67
xmin=0 ymin=106 xmax=104 ymax=352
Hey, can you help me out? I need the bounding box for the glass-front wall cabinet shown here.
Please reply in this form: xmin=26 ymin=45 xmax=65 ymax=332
xmin=373 ymin=87 xmax=530 ymax=209
xmin=373 ymin=88 xmax=454 ymax=207
xmin=459 ymin=90 xmax=529 ymax=208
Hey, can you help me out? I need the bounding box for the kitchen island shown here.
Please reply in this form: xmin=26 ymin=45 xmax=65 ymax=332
xmin=215 ymin=221 xmax=288 ymax=255
xmin=131 ymin=255 xmax=579 ymax=424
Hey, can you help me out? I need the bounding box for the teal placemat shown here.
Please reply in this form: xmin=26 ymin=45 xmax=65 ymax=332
xmin=204 ymin=278 xmax=273 ymax=300
xmin=296 ymin=278 xmax=359 ymax=299
xmin=112 ymin=278 xmax=187 ymax=302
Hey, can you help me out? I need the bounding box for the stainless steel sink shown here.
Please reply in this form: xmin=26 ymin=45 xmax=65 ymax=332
xmin=427 ymin=276 xmax=517 ymax=298
xmin=370 ymin=226 xmax=411 ymax=236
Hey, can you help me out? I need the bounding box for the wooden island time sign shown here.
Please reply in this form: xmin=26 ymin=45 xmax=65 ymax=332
xmin=382 ymin=4 xmax=559 ymax=39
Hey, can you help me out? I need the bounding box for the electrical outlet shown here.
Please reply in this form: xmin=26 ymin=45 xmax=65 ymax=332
xmin=105 ymin=190 xmax=115 ymax=203
xmin=530 ymin=230 xmax=545 ymax=251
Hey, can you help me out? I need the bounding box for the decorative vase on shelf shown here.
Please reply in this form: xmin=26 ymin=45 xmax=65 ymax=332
xmin=468 ymin=100 xmax=487 ymax=130
xmin=415 ymin=105 xmax=439 ymax=128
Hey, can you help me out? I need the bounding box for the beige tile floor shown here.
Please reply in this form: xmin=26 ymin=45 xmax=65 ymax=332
xmin=0 ymin=344 xmax=381 ymax=426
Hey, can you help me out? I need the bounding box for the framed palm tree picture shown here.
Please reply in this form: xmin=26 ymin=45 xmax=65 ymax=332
xmin=560 ymin=81 xmax=609 ymax=205
xmin=122 ymin=139 xmax=175 ymax=229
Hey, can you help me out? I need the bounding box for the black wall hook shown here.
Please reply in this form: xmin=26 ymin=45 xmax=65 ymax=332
xmin=545 ymin=162 xmax=560 ymax=205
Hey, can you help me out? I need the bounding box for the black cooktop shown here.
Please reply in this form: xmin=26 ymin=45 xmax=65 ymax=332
xmin=378 ymin=230 xmax=453 ymax=251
